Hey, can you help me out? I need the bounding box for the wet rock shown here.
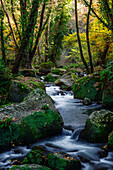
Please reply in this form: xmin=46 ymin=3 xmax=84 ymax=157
xmin=77 ymin=151 xmax=99 ymax=162
xmin=54 ymin=72 xmax=74 ymax=90
xmin=98 ymin=148 xmax=108 ymax=158
xmin=80 ymin=109 xmax=113 ymax=142
xmin=47 ymin=152 xmax=81 ymax=170
xmin=94 ymin=162 xmax=113 ymax=170
xmin=83 ymin=98 xmax=92 ymax=105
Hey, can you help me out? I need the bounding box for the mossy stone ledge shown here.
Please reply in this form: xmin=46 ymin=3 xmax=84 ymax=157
xmin=72 ymin=73 xmax=102 ymax=101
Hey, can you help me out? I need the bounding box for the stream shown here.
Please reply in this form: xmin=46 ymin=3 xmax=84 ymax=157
xmin=0 ymin=84 xmax=113 ymax=170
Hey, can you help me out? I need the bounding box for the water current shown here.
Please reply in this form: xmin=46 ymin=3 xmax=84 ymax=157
xmin=0 ymin=84 xmax=113 ymax=170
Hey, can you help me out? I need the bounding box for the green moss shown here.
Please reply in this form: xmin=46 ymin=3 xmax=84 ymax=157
xmin=81 ymin=110 xmax=113 ymax=142
xmin=72 ymin=73 xmax=102 ymax=101
xmin=0 ymin=120 xmax=21 ymax=147
xmin=44 ymin=74 xmax=56 ymax=82
xmin=17 ymin=82 xmax=29 ymax=93
xmin=20 ymin=109 xmax=63 ymax=144
xmin=39 ymin=61 xmax=54 ymax=68
xmin=47 ymin=152 xmax=81 ymax=170
xmin=10 ymin=166 xmax=31 ymax=170
xmin=108 ymin=131 xmax=113 ymax=149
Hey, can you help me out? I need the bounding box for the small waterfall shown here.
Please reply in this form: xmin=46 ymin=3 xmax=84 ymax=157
xmin=62 ymin=128 xmax=73 ymax=136
xmin=71 ymin=126 xmax=84 ymax=141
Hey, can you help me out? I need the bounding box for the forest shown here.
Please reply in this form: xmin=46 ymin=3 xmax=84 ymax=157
xmin=0 ymin=0 xmax=113 ymax=169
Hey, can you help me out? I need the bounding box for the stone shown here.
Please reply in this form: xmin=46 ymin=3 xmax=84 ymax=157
xmin=0 ymin=89 xmax=63 ymax=148
xmin=44 ymin=73 xmax=56 ymax=82
xmin=39 ymin=62 xmax=54 ymax=76
xmin=83 ymin=98 xmax=92 ymax=105
xmin=8 ymin=77 xmax=45 ymax=103
xmin=72 ymin=73 xmax=102 ymax=101
xmin=10 ymin=164 xmax=51 ymax=170
xmin=51 ymin=68 xmax=67 ymax=75
xmin=54 ymin=72 xmax=74 ymax=90
xmin=79 ymin=109 xmax=113 ymax=142
xmin=47 ymin=152 xmax=81 ymax=170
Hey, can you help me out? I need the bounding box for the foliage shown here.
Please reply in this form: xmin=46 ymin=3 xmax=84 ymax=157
xmin=48 ymin=0 xmax=71 ymax=64
xmin=108 ymin=131 xmax=113 ymax=150
xmin=100 ymin=61 xmax=113 ymax=88
xmin=0 ymin=59 xmax=11 ymax=106
xmin=0 ymin=117 xmax=21 ymax=147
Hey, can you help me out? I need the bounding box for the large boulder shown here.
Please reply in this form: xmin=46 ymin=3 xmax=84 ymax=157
xmin=39 ymin=62 xmax=54 ymax=75
xmin=72 ymin=73 xmax=102 ymax=101
xmin=47 ymin=152 xmax=81 ymax=170
xmin=8 ymin=77 xmax=45 ymax=103
xmin=22 ymin=146 xmax=81 ymax=170
xmin=79 ymin=109 xmax=113 ymax=142
xmin=51 ymin=68 xmax=67 ymax=76
xmin=0 ymin=88 xmax=63 ymax=148
xmin=54 ymin=72 xmax=74 ymax=90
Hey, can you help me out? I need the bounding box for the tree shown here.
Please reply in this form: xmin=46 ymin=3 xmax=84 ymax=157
xmin=0 ymin=8 xmax=6 ymax=66
xmin=75 ymin=0 xmax=90 ymax=73
xmin=86 ymin=0 xmax=93 ymax=73
xmin=1 ymin=0 xmax=52 ymax=74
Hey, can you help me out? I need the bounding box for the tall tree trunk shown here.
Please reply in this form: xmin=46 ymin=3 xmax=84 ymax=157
xmin=45 ymin=22 xmax=49 ymax=62
xmin=1 ymin=9 xmax=6 ymax=66
xmin=86 ymin=0 xmax=93 ymax=73
xmin=12 ymin=0 xmax=39 ymax=74
xmin=75 ymin=0 xmax=90 ymax=74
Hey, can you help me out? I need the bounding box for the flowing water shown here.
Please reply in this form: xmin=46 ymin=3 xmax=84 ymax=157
xmin=0 ymin=84 xmax=113 ymax=170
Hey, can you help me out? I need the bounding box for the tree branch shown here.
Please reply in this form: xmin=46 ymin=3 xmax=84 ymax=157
xmin=1 ymin=0 xmax=18 ymax=48
xmin=82 ymin=0 xmax=109 ymax=29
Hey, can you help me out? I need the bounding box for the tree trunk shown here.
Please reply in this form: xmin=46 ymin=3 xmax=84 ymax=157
xmin=1 ymin=9 xmax=6 ymax=66
xmin=45 ymin=22 xmax=49 ymax=62
xmin=86 ymin=0 xmax=93 ymax=73
xmin=75 ymin=0 xmax=90 ymax=74
xmin=12 ymin=0 xmax=39 ymax=74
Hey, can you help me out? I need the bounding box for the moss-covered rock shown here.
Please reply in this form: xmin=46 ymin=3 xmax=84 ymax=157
xmin=72 ymin=73 xmax=102 ymax=101
xmin=44 ymin=73 xmax=56 ymax=82
xmin=51 ymin=68 xmax=67 ymax=75
xmin=8 ymin=77 xmax=45 ymax=103
xmin=39 ymin=62 xmax=54 ymax=75
xmin=20 ymin=109 xmax=63 ymax=144
xmin=19 ymin=69 xmax=39 ymax=78
xmin=10 ymin=164 xmax=51 ymax=170
xmin=47 ymin=152 xmax=81 ymax=170
xmin=0 ymin=107 xmax=63 ymax=148
xmin=80 ymin=109 xmax=113 ymax=143
xmin=108 ymin=131 xmax=113 ymax=150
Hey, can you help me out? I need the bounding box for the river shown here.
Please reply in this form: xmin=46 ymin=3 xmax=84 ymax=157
xmin=0 ymin=84 xmax=113 ymax=170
